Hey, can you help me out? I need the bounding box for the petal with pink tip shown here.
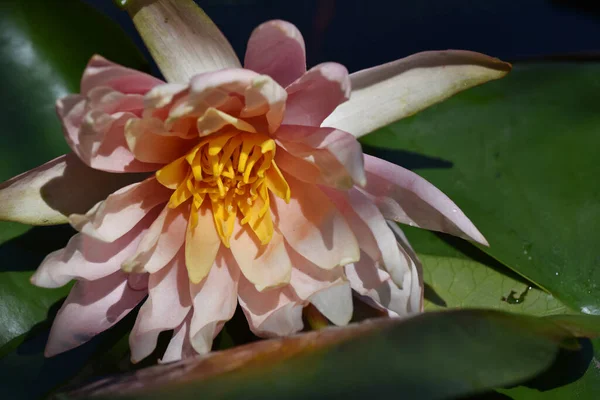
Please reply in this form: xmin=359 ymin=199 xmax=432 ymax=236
xmin=31 ymin=209 xmax=158 ymax=288
xmin=238 ymin=276 xmax=303 ymax=337
xmin=160 ymin=314 xmax=195 ymax=363
xmin=69 ymin=177 xmax=171 ymax=243
xmin=322 ymin=50 xmax=511 ymax=138
xmin=244 ymin=20 xmax=306 ymax=88
xmin=130 ymin=0 xmax=240 ymax=83
xmin=44 ymin=271 xmax=147 ymax=357
xmin=129 ymin=251 xmax=192 ymax=363
xmin=80 ymin=55 xmax=164 ymax=96
xmin=230 ymin=223 xmax=292 ymax=291
xmin=0 ymin=153 xmax=144 ymax=225
xmin=123 ymin=204 xmax=188 ymax=274
xmin=272 ymin=175 xmax=360 ymax=270
xmin=188 ymin=250 xmax=239 ymax=354
xmin=283 ymin=63 xmax=350 ymax=127
xmin=276 ymin=125 xmax=366 ymax=188
xmin=323 ymin=187 xmax=410 ymax=289
xmin=362 ymin=155 xmax=488 ymax=245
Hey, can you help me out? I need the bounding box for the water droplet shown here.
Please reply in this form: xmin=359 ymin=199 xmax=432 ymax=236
xmin=451 ymin=208 xmax=458 ymax=213
xmin=555 ymin=272 xmax=559 ymax=276
xmin=528 ymin=256 xmax=532 ymax=261
xmin=581 ymin=306 xmax=600 ymax=315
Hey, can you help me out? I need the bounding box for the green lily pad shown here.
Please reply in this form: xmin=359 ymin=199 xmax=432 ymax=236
xmin=361 ymin=62 xmax=600 ymax=315
xmin=62 ymin=310 xmax=600 ymax=400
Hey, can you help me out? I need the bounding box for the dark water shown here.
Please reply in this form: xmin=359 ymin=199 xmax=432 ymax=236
xmin=85 ymin=0 xmax=600 ymax=73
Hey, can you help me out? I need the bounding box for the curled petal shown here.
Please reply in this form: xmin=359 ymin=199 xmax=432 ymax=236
xmin=238 ymin=276 xmax=303 ymax=337
xmin=128 ymin=0 xmax=240 ymax=83
xmin=362 ymin=155 xmax=488 ymax=245
xmin=189 ymin=250 xmax=240 ymax=354
xmin=276 ymin=125 xmax=366 ymax=188
xmin=130 ymin=251 xmax=192 ymax=363
xmin=80 ymin=55 xmax=163 ymax=96
xmin=244 ymin=20 xmax=306 ymax=88
xmin=69 ymin=177 xmax=171 ymax=243
xmin=45 ymin=271 xmax=146 ymax=357
xmin=31 ymin=209 xmax=158 ymax=288
xmin=283 ymin=63 xmax=350 ymax=127
xmin=272 ymin=175 xmax=360 ymax=270
xmin=0 ymin=154 xmax=144 ymax=225
xmin=230 ymin=223 xmax=292 ymax=291
xmin=322 ymin=50 xmax=511 ymax=138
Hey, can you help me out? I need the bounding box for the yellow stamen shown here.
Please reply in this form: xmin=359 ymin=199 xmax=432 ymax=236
xmin=156 ymin=130 xmax=290 ymax=247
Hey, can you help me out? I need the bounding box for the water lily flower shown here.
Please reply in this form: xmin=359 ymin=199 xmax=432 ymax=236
xmin=0 ymin=0 xmax=510 ymax=363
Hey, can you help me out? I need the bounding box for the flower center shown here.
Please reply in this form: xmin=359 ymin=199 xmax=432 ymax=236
xmin=156 ymin=130 xmax=290 ymax=247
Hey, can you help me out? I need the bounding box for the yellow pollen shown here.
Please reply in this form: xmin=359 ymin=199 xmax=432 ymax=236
xmin=156 ymin=130 xmax=291 ymax=247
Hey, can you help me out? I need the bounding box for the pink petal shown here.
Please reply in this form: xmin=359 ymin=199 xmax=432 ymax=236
xmin=271 ymin=174 xmax=360 ymax=270
xmin=80 ymin=55 xmax=164 ymax=96
xmin=323 ymin=187 xmax=410 ymax=289
xmin=362 ymin=155 xmax=488 ymax=245
xmin=238 ymin=275 xmax=303 ymax=337
xmin=129 ymin=251 xmax=192 ymax=363
xmin=160 ymin=314 xmax=195 ymax=363
xmin=57 ymin=94 xmax=160 ymax=173
xmin=322 ymin=50 xmax=511 ymax=138
xmin=0 ymin=153 xmax=143 ymax=225
xmin=275 ymin=125 xmax=366 ymax=188
xmin=170 ymin=69 xmax=287 ymax=134
xmin=188 ymin=250 xmax=240 ymax=354
xmin=123 ymin=204 xmax=188 ymax=274
xmin=346 ymin=250 xmax=421 ymax=317
xmin=69 ymin=177 xmax=171 ymax=243
xmin=229 ymin=223 xmax=292 ymax=291
xmin=185 ymin=204 xmax=221 ymax=284
xmin=283 ymin=63 xmax=350 ymax=127
xmin=244 ymin=20 xmax=306 ymax=88
xmin=288 ymin=248 xmax=345 ymax=301
xmin=45 ymin=271 xmax=147 ymax=357
xmin=31 ymin=208 xmax=159 ymax=288
xmin=125 ymin=117 xmax=195 ymax=164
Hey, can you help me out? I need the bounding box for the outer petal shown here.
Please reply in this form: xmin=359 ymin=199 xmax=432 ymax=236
xmin=128 ymin=0 xmax=241 ymax=83
xmin=69 ymin=177 xmax=171 ymax=243
xmin=0 ymin=153 xmax=144 ymax=225
xmin=129 ymin=251 xmax=192 ymax=363
xmin=45 ymin=271 xmax=147 ymax=357
xmin=322 ymin=50 xmax=512 ymax=138
xmin=31 ymin=209 xmax=158 ymax=288
xmin=362 ymin=155 xmax=488 ymax=245
xmin=123 ymin=204 xmax=188 ymax=274
xmin=271 ymin=175 xmax=360 ymax=270
xmin=323 ymin=187 xmax=410 ymax=289
xmin=276 ymin=125 xmax=366 ymax=188
xmin=288 ymin=248 xmax=346 ymax=301
xmin=188 ymin=250 xmax=240 ymax=354
xmin=244 ymin=20 xmax=306 ymax=88
xmin=80 ymin=55 xmax=164 ymax=96
xmin=230 ymin=223 xmax=292 ymax=291
xmin=238 ymin=276 xmax=303 ymax=337
xmin=283 ymin=63 xmax=350 ymax=127
xmin=309 ymin=281 xmax=353 ymax=326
